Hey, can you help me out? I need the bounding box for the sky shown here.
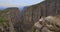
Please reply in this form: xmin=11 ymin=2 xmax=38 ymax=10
xmin=0 ymin=0 xmax=44 ymax=7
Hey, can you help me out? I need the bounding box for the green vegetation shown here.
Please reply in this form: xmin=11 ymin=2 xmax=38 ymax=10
xmin=32 ymin=26 xmax=35 ymax=32
xmin=0 ymin=10 xmax=8 ymax=13
xmin=32 ymin=26 xmax=41 ymax=32
xmin=0 ymin=16 xmax=8 ymax=26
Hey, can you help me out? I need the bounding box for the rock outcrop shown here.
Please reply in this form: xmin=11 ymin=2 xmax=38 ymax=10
xmin=33 ymin=15 xmax=60 ymax=32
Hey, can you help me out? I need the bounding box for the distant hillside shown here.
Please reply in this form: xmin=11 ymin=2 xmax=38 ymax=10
xmin=0 ymin=7 xmax=22 ymax=32
xmin=18 ymin=6 xmax=25 ymax=11
xmin=0 ymin=6 xmax=6 ymax=10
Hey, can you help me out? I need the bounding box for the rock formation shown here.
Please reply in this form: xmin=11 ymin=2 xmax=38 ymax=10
xmin=22 ymin=0 xmax=60 ymax=32
xmin=33 ymin=15 xmax=60 ymax=32
xmin=0 ymin=7 xmax=22 ymax=32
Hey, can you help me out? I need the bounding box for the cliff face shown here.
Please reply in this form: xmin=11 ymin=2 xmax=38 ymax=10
xmin=0 ymin=7 xmax=21 ymax=32
xmin=22 ymin=0 xmax=60 ymax=32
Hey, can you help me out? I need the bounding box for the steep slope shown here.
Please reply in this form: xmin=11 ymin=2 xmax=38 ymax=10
xmin=22 ymin=0 xmax=60 ymax=32
xmin=0 ymin=7 xmax=22 ymax=32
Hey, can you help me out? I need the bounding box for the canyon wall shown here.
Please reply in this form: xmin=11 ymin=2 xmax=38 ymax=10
xmin=22 ymin=0 xmax=60 ymax=32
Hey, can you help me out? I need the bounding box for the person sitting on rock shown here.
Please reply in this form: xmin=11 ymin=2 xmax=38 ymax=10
xmin=39 ymin=16 xmax=43 ymax=24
